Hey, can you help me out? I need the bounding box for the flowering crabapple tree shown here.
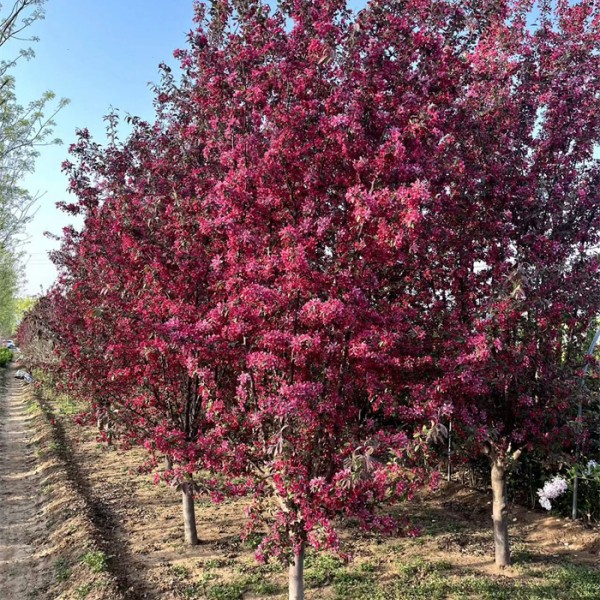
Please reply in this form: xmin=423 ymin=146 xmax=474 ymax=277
xmin=160 ymin=2 xmax=472 ymax=597
xmin=50 ymin=0 xmax=451 ymax=596
xmin=294 ymin=0 xmax=600 ymax=570
xmin=392 ymin=0 xmax=600 ymax=567
xmin=48 ymin=116 xmax=242 ymax=546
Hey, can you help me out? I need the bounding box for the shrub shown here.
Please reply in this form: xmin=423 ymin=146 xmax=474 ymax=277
xmin=0 ymin=348 xmax=13 ymax=367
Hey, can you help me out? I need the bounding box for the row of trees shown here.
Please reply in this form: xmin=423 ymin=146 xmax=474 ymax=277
xmin=0 ymin=0 xmax=67 ymax=335
xmin=18 ymin=0 xmax=600 ymax=597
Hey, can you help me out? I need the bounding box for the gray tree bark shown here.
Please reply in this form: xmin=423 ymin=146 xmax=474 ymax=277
xmin=491 ymin=460 xmax=510 ymax=567
xmin=288 ymin=543 xmax=305 ymax=600
xmin=182 ymin=479 xmax=198 ymax=546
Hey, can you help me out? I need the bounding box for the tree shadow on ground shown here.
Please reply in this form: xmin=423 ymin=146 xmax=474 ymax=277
xmin=35 ymin=390 xmax=154 ymax=600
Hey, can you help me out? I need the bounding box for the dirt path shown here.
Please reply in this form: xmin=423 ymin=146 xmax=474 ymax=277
xmin=0 ymin=368 xmax=50 ymax=598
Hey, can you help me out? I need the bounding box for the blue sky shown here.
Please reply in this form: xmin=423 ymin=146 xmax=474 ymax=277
xmin=13 ymin=1 xmax=196 ymax=295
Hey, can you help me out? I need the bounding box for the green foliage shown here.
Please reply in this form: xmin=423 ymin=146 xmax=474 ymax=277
xmin=170 ymin=564 xmax=190 ymax=580
xmin=74 ymin=583 xmax=92 ymax=599
xmin=55 ymin=393 xmax=80 ymax=416
xmin=304 ymin=553 xmax=345 ymax=588
xmin=248 ymin=578 xmax=281 ymax=595
xmin=181 ymin=582 xmax=204 ymax=598
xmin=199 ymin=571 xmax=283 ymax=600
xmin=0 ymin=347 xmax=13 ymax=366
xmin=331 ymin=563 xmax=377 ymax=599
xmin=0 ymin=249 xmax=18 ymax=336
xmin=0 ymin=2 xmax=67 ymax=334
xmin=81 ymin=550 xmax=108 ymax=573
xmin=396 ymin=557 xmax=453 ymax=580
xmin=242 ymin=531 xmax=263 ymax=549
xmin=14 ymin=295 xmax=37 ymax=326
xmin=206 ymin=581 xmax=246 ymax=600
xmin=0 ymin=63 xmax=67 ymax=248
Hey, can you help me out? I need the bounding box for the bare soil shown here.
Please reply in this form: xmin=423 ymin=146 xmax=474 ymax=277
xmin=0 ymin=367 xmax=52 ymax=598
xmin=2 ymin=375 xmax=600 ymax=599
xmin=0 ymin=366 xmax=124 ymax=600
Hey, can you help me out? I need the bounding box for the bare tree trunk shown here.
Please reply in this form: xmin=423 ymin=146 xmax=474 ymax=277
xmin=182 ymin=478 xmax=198 ymax=546
xmin=288 ymin=543 xmax=305 ymax=600
xmin=164 ymin=455 xmax=173 ymax=471
xmin=96 ymin=411 xmax=112 ymax=445
xmin=491 ymin=460 xmax=510 ymax=567
xmin=447 ymin=420 xmax=452 ymax=482
xmin=105 ymin=419 xmax=113 ymax=446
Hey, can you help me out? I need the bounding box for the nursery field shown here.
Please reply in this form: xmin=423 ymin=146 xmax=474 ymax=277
xmin=1 ymin=372 xmax=599 ymax=600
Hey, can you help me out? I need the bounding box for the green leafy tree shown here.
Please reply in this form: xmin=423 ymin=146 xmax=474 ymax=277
xmin=0 ymin=1 xmax=67 ymax=332
xmin=1 ymin=0 xmax=68 ymax=245
xmin=0 ymin=247 xmax=17 ymax=335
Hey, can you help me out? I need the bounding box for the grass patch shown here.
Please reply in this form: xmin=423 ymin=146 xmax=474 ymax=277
xmin=55 ymin=394 xmax=81 ymax=416
xmin=75 ymin=583 xmax=93 ymax=599
xmin=249 ymin=578 xmax=282 ymax=595
xmin=202 ymin=572 xmax=283 ymax=600
xmin=511 ymin=543 xmax=535 ymax=564
xmin=332 ymin=562 xmax=378 ymax=599
xmin=81 ymin=550 xmax=108 ymax=573
xmin=171 ymin=563 xmax=190 ymax=580
xmin=327 ymin=557 xmax=600 ymax=600
xmin=305 ymin=552 xmax=345 ymax=588
xmin=206 ymin=581 xmax=246 ymax=600
xmin=203 ymin=557 xmax=231 ymax=570
xmin=181 ymin=582 xmax=204 ymax=598
xmin=54 ymin=558 xmax=71 ymax=582
xmin=49 ymin=440 xmax=65 ymax=453
xmin=397 ymin=557 xmax=453 ymax=580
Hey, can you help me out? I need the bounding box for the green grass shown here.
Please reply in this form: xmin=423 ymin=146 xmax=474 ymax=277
xmin=321 ymin=557 xmax=600 ymax=600
xmin=200 ymin=572 xmax=284 ymax=600
xmin=200 ymin=553 xmax=594 ymax=600
xmin=49 ymin=440 xmax=65 ymax=453
xmin=75 ymin=583 xmax=93 ymax=599
xmin=181 ymin=582 xmax=204 ymax=598
xmin=249 ymin=578 xmax=282 ymax=595
xmin=54 ymin=558 xmax=71 ymax=582
xmin=55 ymin=394 xmax=80 ymax=416
xmin=332 ymin=562 xmax=378 ymax=599
xmin=206 ymin=581 xmax=246 ymax=600
xmin=204 ymin=557 xmax=231 ymax=569
xmin=304 ymin=552 xmax=345 ymax=587
xmin=170 ymin=563 xmax=190 ymax=580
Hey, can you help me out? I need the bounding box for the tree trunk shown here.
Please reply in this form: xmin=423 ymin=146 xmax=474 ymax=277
xmin=164 ymin=455 xmax=173 ymax=471
xmin=288 ymin=543 xmax=305 ymax=600
xmin=491 ymin=460 xmax=510 ymax=567
xmin=572 ymin=475 xmax=579 ymax=520
xmin=182 ymin=479 xmax=198 ymax=546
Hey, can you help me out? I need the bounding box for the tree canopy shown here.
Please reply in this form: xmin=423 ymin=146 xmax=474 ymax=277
xmin=20 ymin=0 xmax=600 ymax=596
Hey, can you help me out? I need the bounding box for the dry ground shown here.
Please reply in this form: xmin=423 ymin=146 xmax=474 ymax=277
xmin=2 ymin=373 xmax=600 ymax=599
xmin=0 ymin=366 xmax=52 ymax=597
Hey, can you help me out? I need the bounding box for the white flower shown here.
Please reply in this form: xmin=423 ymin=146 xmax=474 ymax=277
xmin=538 ymin=496 xmax=552 ymax=510
xmin=537 ymin=476 xmax=568 ymax=511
